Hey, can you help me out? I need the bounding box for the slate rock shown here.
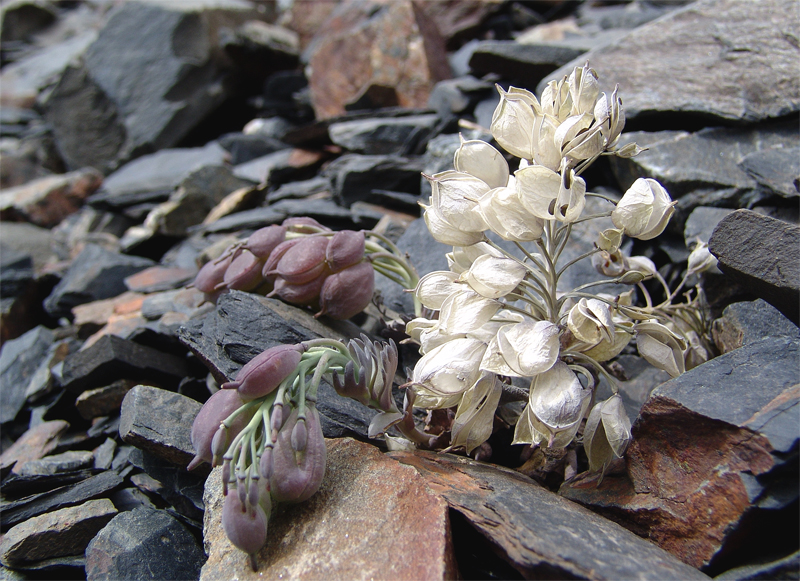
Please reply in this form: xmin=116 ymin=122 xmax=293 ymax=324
xmin=306 ymin=0 xmax=451 ymax=119
xmin=201 ymin=438 xmax=456 ymax=580
xmin=390 ymin=449 xmax=709 ymax=580
xmin=0 ymin=499 xmax=117 ymax=566
xmin=231 ymin=148 xmax=294 ymax=183
xmin=684 ymin=207 xmax=735 ymax=246
xmin=560 ymin=336 xmax=799 ymax=571
xmin=708 ymin=210 xmax=800 ymax=324
xmin=124 ymin=266 xmax=195 ymax=294
xmin=108 ymin=487 xmax=157 ymax=513
xmin=716 ymin=550 xmax=800 ymax=581
xmin=200 ymin=205 xmax=286 ymax=233
xmin=0 ymin=470 xmax=123 ymax=530
xmin=85 ymin=506 xmax=205 ymax=581
xmin=269 ymin=197 xmax=383 ymax=230
xmin=43 ymin=244 xmax=155 ymax=318
xmin=0 ymin=167 xmax=104 ymax=228
xmin=59 ymin=334 xmax=189 ymax=394
xmin=0 ymin=221 xmax=53 ymax=273
xmin=739 ymin=146 xmax=800 ymax=199
xmin=468 ymin=40 xmax=585 ymax=88
xmin=221 ymin=20 xmax=298 ymax=79
xmin=119 ymin=385 xmax=200 ymax=467
xmin=417 ymin=0 xmax=503 ymax=46
xmin=427 ymin=75 xmax=494 ymax=117
xmin=45 ymin=1 xmax=258 ymax=172
xmin=0 ymin=247 xmax=33 ymax=302
xmin=0 ymin=420 xmax=68 ymax=475
xmin=712 ymin=299 xmax=800 ymax=354
xmin=16 ymin=450 xmax=94 ymax=477
xmin=0 ymin=325 xmax=53 ymax=423
xmin=0 ymin=0 xmax=56 ymax=43
xmin=541 ymin=0 xmax=800 ymax=123
xmin=267 ymin=175 xmax=331 ymax=202
xmin=0 ymin=470 xmax=97 ymax=499
xmin=89 ymin=143 xmax=229 ymax=209
xmin=324 ymin=153 xmax=425 ymax=207
xmin=217 ymin=131 xmax=287 ymax=165
xmin=328 ymin=113 xmax=439 ymax=155
xmin=93 ymin=438 xmax=117 ymax=471
xmin=128 ymin=448 xmax=206 ymax=521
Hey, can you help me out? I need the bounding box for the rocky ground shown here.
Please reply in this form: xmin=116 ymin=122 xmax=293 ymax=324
xmin=0 ymin=0 xmax=798 ymax=579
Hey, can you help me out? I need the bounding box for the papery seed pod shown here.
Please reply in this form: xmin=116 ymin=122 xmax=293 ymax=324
xmin=222 ymin=344 xmax=303 ymax=401
xmin=245 ymin=225 xmax=287 ymax=259
xmin=592 ymin=249 xmax=626 ymax=277
xmin=224 ymin=250 xmax=264 ymax=291
xmin=270 ymin=405 xmax=326 ymax=503
xmin=316 ymin=261 xmax=374 ymax=320
xmin=188 ymin=389 xmax=252 ymax=471
xmin=274 ymin=235 xmax=330 ymax=285
xmin=325 ymin=230 xmax=365 ymax=272
xmin=221 ymin=491 xmax=268 ymax=568
xmin=262 ymin=238 xmax=302 ymax=280
xmin=269 ymin=274 xmax=327 ymax=307
xmin=283 ymin=216 xmax=331 ymax=233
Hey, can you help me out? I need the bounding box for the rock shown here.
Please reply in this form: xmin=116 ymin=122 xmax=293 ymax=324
xmin=715 ymin=550 xmax=800 ymax=581
xmin=128 ymin=449 xmax=205 ymax=521
xmin=217 ymin=132 xmax=287 ymax=165
xmin=0 ymin=470 xmax=97 ymax=499
xmin=108 ymin=487 xmax=156 ymax=513
xmin=0 ymin=420 xmax=68 ymax=475
xmin=0 ymin=167 xmax=104 ymax=227
xmin=43 ymin=244 xmax=155 ymax=319
xmin=0 ymin=470 xmax=123 ymax=530
xmin=200 ymin=205 xmax=286 ymax=233
xmin=0 ymin=0 xmax=56 ymax=43
xmin=89 ymin=143 xmax=229 ymax=209
xmin=0 ymin=246 xmax=34 ymax=305
xmin=541 ymin=0 xmax=800 ymax=123
xmin=389 ymin=449 xmax=708 ymax=580
xmin=739 ymin=146 xmax=800 ymax=200
xmin=427 ymin=75 xmax=494 ymax=117
xmin=417 ymin=0 xmax=503 ymax=46
xmin=560 ymin=336 xmax=799 ymax=572
xmin=85 ymin=506 xmax=205 ymax=581
xmin=221 ymin=20 xmax=299 ymax=79
xmin=50 ymin=206 xmax=131 ymax=260
xmin=323 ymin=153 xmax=424 ymax=207
xmin=468 ymin=40 xmax=586 ymax=88
xmin=0 ymin=499 xmax=117 ymax=566
xmin=712 ymin=299 xmax=800 ymax=354
xmin=123 ymin=266 xmax=195 ymax=294
xmin=306 ymin=0 xmax=450 ymax=119
xmin=267 ymin=175 xmax=331 ymax=203
xmin=59 ymin=334 xmax=189 ymax=394
xmin=15 ymin=450 xmax=94 ymax=477
xmin=279 ymin=0 xmax=338 ymax=52
xmin=708 ymin=210 xmax=800 ymax=324
xmin=231 ymin=148 xmax=293 ymax=183
xmin=0 ymin=325 xmax=54 ymax=423
xmin=119 ymin=385 xmax=201 ymax=467
xmin=93 ymin=438 xmax=117 ymax=471
xmin=0 ymin=221 xmax=54 ymax=272
xmin=328 ymin=113 xmax=439 ymax=155
xmin=201 ymin=438 xmax=456 ymax=579
xmin=684 ymin=207 xmax=735 ymax=246
xmin=44 ymin=1 xmax=259 ymax=173
xmin=71 ymin=292 xmax=146 ymax=336
xmin=269 ymin=197 xmax=383 ymax=230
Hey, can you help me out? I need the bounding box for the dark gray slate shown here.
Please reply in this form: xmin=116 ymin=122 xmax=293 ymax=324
xmin=391 ymin=450 xmax=709 ymax=580
xmin=43 ymin=244 xmax=155 ymax=318
xmin=231 ymin=148 xmax=293 ymax=183
xmin=85 ymin=507 xmax=205 ymax=581
xmin=0 ymin=246 xmax=33 ymax=298
xmin=420 ymin=133 xmax=460 ymax=198
xmin=217 ymin=132 xmax=287 ymax=165
xmin=0 ymin=470 xmax=123 ymax=530
xmin=712 ymin=299 xmax=800 ymax=354
xmin=716 ymin=550 xmax=800 ymax=581
xmin=427 ymin=75 xmax=493 ymax=117
xmin=59 ymin=334 xmax=189 ymax=394
xmin=739 ymin=146 xmax=800 ymax=200
xmin=684 ymin=207 xmax=735 ymax=246
xmin=0 ymin=0 xmax=56 ymax=42
xmin=540 ymin=0 xmax=800 ymax=124
xmin=323 ymin=154 xmax=425 ymax=207
xmin=127 ymin=449 xmax=205 ymax=521
xmin=267 ymin=175 xmax=331 ymax=202
xmin=328 ymin=114 xmax=439 ymax=155
xmin=200 ymin=206 xmax=286 ymax=233
xmin=468 ymin=41 xmax=586 ymax=88
xmin=16 ymin=451 xmax=94 ymax=477
xmin=0 ymin=325 xmax=54 ymax=423
xmin=708 ymin=210 xmax=800 ymax=324
xmin=119 ymin=385 xmax=201 ymax=467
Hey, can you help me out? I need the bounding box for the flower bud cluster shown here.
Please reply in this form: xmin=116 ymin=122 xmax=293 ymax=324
xmin=192 ymin=218 xmax=420 ymax=320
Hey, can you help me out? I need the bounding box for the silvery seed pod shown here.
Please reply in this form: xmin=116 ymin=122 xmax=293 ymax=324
xmin=269 ymin=405 xmax=326 ymax=503
xmin=222 ymin=344 xmax=304 ymax=400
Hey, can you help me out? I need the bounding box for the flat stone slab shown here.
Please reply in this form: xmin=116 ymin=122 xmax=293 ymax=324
xmin=389 ymin=449 xmax=708 ymax=580
xmin=201 ymin=438 xmax=456 ymax=580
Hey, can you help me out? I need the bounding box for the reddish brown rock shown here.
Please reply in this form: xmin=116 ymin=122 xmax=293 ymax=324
xmin=305 ymin=0 xmax=451 ymax=119
xmin=418 ymin=0 xmax=503 ymax=46
xmin=72 ymin=291 xmax=146 ymax=336
xmin=200 ymin=438 xmax=456 ymax=580
xmin=281 ymin=0 xmax=340 ymax=52
xmin=124 ymin=266 xmax=196 ymax=293
xmin=0 ymin=420 xmax=69 ymax=474
xmin=560 ymin=336 xmax=799 ymax=572
xmin=0 ymin=168 xmax=103 ymax=227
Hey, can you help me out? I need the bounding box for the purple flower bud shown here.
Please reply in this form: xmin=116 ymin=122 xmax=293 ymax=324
xmin=259 ymin=445 xmax=274 ymax=480
xmin=282 ymin=216 xmax=331 ymax=234
xmin=224 ymin=250 xmax=264 ymax=291
xmin=222 ymin=460 xmax=231 ymax=496
xmin=270 ymin=405 xmax=326 ymax=503
xmin=270 ymin=403 xmax=284 ymax=441
xmin=237 ymin=476 xmax=248 ymax=509
xmin=222 ymin=491 xmax=268 ymax=561
xmin=248 ymin=476 xmax=261 ymax=514
xmin=316 ymin=261 xmax=374 ymax=320
xmin=291 ymin=417 xmax=308 ymax=452
xmin=210 ymin=425 xmax=228 ymax=466
xmin=275 ymin=236 xmax=330 ymax=285
xmin=326 ymin=230 xmax=365 ymax=273
xmin=245 ymin=225 xmax=287 ymax=260
xmin=222 ymin=344 xmax=303 ymax=401
xmin=269 ymin=274 xmax=327 ymax=307
xmin=189 ymin=389 xmax=251 ymax=470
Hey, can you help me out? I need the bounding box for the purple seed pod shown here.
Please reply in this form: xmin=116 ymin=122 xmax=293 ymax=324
xmin=188 ymin=389 xmax=252 ymax=471
xmin=316 ymin=261 xmax=375 ymax=320
xmin=247 ymin=475 xmax=261 ymax=514
xmin=269 ymin=405 xmax=326 ymax=503
xmin=275 ymin=236 xmax=330 ymax=285
xmin=194 ymin=253 xmax=234 ymax=294
xmin=222 ymin=460 xmax=231 ymax=496
xmin=221 ymin=344 xmax=303 ymax=401
xmin=270 ymin=402 xmax=284 ymax=440
xmin=262 ymin=238 xmax=302 ymax=280
xmin=245 ymin=225 xmax=287 ymax=260
xmin=221 ymin=491 xmax=269 ymax=563
xmin=291 ymin=417 xmax=308 ymax=452
xmin=259 ymin=445 xmax=274 ymax=480
xmin=210 ymin=425 xmax=228 ymax=465
xmin=269 ymin=274 xmax=327 ymax=307
xmin=326 ymin=230 xmax=365 ymax=273
xmin=223 ymin=250 xmax=264 ymax=291
xmin=237 ymin=475 xmax=248 ymax=508
xmin=282 ymin=216 xmax=331 ymax=234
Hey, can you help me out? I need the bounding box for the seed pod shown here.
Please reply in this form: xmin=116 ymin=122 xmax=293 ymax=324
xmin=269 ymin=274 xmax=327 ymax=307
xmin=194 ymin=253 xmax=235 ymax=303
xmin=316 ymin=261 xmax=374 ymax=320
xmin=275 ymin=236 xmax=330 ymax=285
xmin=283 ymin=216 xmax=330 ymax=233
xmin=222 ymin=344 xmax=304 ymax=401
xmin=270 ymin=405 xmax=326 ymax=503
xmin=291 ymin=417 xmax=308 ymax=452
xmin=262 ymin=238 xmax=302 ymax=280
xmin=259 ymin=445 xmax=274 ymax=480
xmin=224 ymin=250 xmax=264 ymax=291
xmin=221 ymin=491 xmax=269 ymax=565
xmin=326 ymin=230 xmax=365 ymax=273
xmin=245 ymin=225 xmax=286 ymax=259
xmin=188 ymin=389 xmax=251 ymax=470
